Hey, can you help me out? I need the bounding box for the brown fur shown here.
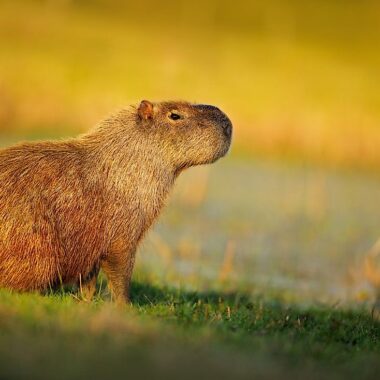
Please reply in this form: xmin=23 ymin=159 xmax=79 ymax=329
xmin=0 ymin=100 xmax=232 ymax=302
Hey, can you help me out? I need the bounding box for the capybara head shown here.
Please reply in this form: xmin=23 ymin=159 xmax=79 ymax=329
xmin=136 ymin=100 xmax=233 ymax=170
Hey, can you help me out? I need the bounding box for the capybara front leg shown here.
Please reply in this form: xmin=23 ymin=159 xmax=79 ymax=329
xmin=101 ymin=241 xmax=136 ymax=304
xmin=80 ymin=275 xmax=98 ymax=302
xmin=78 ymin=263 xmax=100 ymax=301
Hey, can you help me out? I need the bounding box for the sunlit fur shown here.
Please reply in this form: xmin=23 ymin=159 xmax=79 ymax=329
xmin=0 ymin=101 xmax=232 ymax=302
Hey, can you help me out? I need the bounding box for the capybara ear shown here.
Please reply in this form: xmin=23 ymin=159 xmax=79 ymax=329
xmin=138 ymin=100 xmax=154 ymax=120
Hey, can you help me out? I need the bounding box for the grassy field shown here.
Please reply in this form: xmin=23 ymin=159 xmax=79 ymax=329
xmin=0 ymin=282 xmax=379 ymax=380
xmin=1 ymin=0 xmax=380 ymax=378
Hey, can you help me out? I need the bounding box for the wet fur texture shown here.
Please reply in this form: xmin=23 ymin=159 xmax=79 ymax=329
xmin=0 ymin=101 xmax=232 ymax=302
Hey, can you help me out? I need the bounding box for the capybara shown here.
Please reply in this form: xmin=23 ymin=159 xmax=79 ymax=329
xmin=0 ymin=100 xmax=232 ymax=302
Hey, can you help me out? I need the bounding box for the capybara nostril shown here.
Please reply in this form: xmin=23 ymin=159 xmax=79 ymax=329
xmin=221 ymin=119 xmax=232 ymax=139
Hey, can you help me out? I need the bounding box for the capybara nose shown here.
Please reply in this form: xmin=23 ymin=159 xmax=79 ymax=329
xmin=194 ymin=103 xmax=232 ymax=139
xmin=221 ymin=118 xmax=232 ymax=139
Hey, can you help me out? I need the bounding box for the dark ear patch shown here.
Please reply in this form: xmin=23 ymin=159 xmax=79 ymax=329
xmin=138 ymin=100 xmax=154 ymax=120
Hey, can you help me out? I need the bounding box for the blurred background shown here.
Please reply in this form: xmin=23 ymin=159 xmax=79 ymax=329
xmin=1 ymin=0 xmax=380 ymax=304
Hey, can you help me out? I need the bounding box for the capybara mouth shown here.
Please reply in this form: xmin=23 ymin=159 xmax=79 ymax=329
xmin=221 ymin=133 xmax=232 ymax=157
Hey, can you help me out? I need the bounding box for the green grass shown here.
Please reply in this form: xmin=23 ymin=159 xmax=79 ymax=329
xmin=0 ymin=279 xmax=379 ymax=380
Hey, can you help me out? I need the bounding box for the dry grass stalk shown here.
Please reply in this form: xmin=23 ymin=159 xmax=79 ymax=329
xmin=219 ymin=240 xmax=236 ymax=283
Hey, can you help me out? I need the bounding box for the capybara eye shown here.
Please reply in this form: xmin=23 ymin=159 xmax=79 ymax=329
xmin=169 ymin=112 xmax=181 ymax=121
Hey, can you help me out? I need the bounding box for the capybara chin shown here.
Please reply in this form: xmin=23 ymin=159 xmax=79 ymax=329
xmin=0 ymin=100 xmax=232 ymax=302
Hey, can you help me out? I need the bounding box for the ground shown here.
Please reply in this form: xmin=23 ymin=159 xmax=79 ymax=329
xmin=0 ymin=281 xmax=379 ymax=380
